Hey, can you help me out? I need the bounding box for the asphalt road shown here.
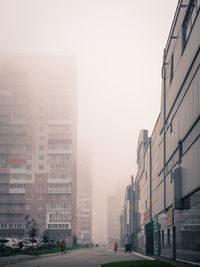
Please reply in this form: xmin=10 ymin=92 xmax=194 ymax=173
xmin=4 ymin=247 xmax=148 ymax=267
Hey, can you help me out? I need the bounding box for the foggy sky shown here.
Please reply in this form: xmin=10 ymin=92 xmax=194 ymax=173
xmin=0 ymin=0 xmax=178 ymax=242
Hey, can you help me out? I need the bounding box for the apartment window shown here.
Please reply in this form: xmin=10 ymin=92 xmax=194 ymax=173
xmin=40 ymin=126 xmax=45 ymax=132
xmin=38 ymin=214 xmax=43 ymax=220
xmin=0 ymin=215 xmax=6 ymax=220
xmin=182 ymin=0 xmax=200 ymax=51
xmin=11 ymin=215 xmax=18 ymax=221
xmin=0 ymin=195 xmax=7 ymax=200
xmin=26 ymin=155 xmax=32 ymax=160
xmin=38 ymin=184 xmax=43 ymax=190
xmin=38 ymin=174 xmax=45 ymax=180
xmin=38 ymin=204 xmax=43 ymax=210
xmin=25 ymin=194 xmax=31 ymax=200
xmin=39 ymin=155 xmax=44 ymax=160
xmin=25 ymin=204 xmax=30 ymax=210
xmin=26 ymin=165 xmax=32 ymax=170
xmin=38 ymin=194 xmax=43 ymax=200
xmin=39 ymin=165 xmax=44 ymax=170
xmin=39 ymin=145 xmax=44 ymax=151
xmin=12 ymin=195 xmax=21 ymax=200
xmin=49 ymin=194 xmax=56 ymax=199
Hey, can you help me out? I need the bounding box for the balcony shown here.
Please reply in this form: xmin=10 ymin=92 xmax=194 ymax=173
xmin=10 ymin=168 xmax=26 ymax=174
xmin=48 ymin=149 xmax=72 ymax=154
xmin=48 ymin=119 xmax=72 ymax=125
xmin=48 ymin=188 xmax=71 ymax=194
xmin=9 ymin=188 xmax=26 ymax=194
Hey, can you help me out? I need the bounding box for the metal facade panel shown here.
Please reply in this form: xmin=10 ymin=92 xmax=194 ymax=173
xmin=166 ymin=172 xmax=173 ymax=208
xmin=182 ymin=137 xmax=200 ymax=197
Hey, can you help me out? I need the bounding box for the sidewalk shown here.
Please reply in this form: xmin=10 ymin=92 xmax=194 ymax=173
xmin=0 ymin=251 xmax=64 ymax=266
xmin=132 ymin=251 xmax=200 ymax=267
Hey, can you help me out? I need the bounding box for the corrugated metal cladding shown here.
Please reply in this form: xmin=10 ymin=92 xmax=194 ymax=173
xmin=120 ymin=0 xmax=200 ymax=262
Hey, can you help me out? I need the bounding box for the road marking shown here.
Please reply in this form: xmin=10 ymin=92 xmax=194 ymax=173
xmin=132 ymin=252 xmax=155 ymax=260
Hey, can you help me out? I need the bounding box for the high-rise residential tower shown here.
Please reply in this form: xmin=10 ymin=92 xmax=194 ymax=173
xmin=0 ymin=54 xmax=77 ymax=244
xmin=76 ymin=147 xmax=92 ymax=245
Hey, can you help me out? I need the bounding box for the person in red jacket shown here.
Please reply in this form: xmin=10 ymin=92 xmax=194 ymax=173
xmin=113 ymin=241 xmax=118 ymax=252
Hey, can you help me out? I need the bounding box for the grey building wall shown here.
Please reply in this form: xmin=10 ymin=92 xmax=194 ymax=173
xmin=121 ymin=0 xmax=200 ymax=262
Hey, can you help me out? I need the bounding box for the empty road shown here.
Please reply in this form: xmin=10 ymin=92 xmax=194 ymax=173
xmin=4 ymin=247 xmax=149 ymax=267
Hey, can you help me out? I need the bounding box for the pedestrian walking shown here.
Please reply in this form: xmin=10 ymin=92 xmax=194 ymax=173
xmin=61 ymin=241 xmax=65 ymax=254
xmin=113 ymin=241 xmax=118 ymax=252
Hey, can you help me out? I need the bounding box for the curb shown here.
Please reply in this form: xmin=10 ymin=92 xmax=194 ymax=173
xmin=0 ymin=256 xmax=37 ymax=266
xmin=0 ymin=250 xmax=78 ymax=266
xmin=132 ymin=252 xmax=155 ymax=261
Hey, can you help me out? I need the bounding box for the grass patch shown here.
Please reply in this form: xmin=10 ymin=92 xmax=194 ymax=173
xmin=101 ymin=260 xmax=175 ymax=267
xmin=21 ymin=247 xmax=61 ymax=255
xmin=22 ymin=247 xmax=75 ymax=256
xmin=0 ymin=247 xmax=76 ymax=257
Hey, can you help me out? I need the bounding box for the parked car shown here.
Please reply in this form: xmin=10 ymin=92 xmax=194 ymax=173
xmin=25 ymin=238 xmax=39 ymax=247
xmin=0 ymin=238 xmax=18 ymax=249
xmin=17 ymin=240 xmax=33 ymax=251
xmin=37 ymin=240 xmax=51 ymax=249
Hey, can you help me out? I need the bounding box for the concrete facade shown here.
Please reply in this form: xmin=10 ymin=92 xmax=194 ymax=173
xmin=0 ymin=54 xmax=77 ymax=244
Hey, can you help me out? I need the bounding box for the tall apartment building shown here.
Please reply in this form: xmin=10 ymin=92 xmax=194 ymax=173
xmin=76 ymin=148 xmax=92 ymax=245
xmin=0 ymin=54 xmax=77 ymax=243
xmin=121 ymin=0 xmax=200 ymax=262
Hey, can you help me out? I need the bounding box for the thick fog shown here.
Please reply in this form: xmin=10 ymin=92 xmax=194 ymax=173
xmin=0 ymin=0 xmax=178 ymax=242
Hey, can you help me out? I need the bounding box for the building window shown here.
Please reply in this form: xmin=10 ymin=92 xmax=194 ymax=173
xmin=38 ymin=204 xmax=43 ymax=210
xmin=182 ymin=0 xmax=200 ymax=51
xmin=170 ymin=53 xmax=174 ymax=84
xmin=39 ymin=165 xmax=44 ymax=170
xmin=26 ymin=165 xmax=32 ymax=170
xmin=38 ymin=214 xmax=43 ymax=220
xmin=38 ymin=184 xmax=43 ymax=190
xmin=170 ymin=171 xmax=173 ymax=183
xmin=25 ymin=204 xmax=30 ymax=210
xmin=39 ymin=145 xmax=44 ymax=151
xmin=39 ymin=155 xmax=44 ymax=160
xmin=38 ymin=194 xmax=43 ymax=200
xmin=162 ymin=230 xmax=164 ymax=247
xmin=25 ymin=194 xmax=31 ymax=200
xmin=167 ymin=229 xmax=170 ymax=246
xmin=178 ymin=140 xmax=182 ymax=164
xmin=0 ymin=215 xmax=6 ymax=220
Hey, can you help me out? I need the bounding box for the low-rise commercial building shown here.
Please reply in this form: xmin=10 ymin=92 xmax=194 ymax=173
xmin=121 ymin=0 xmax=200 ymax=262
